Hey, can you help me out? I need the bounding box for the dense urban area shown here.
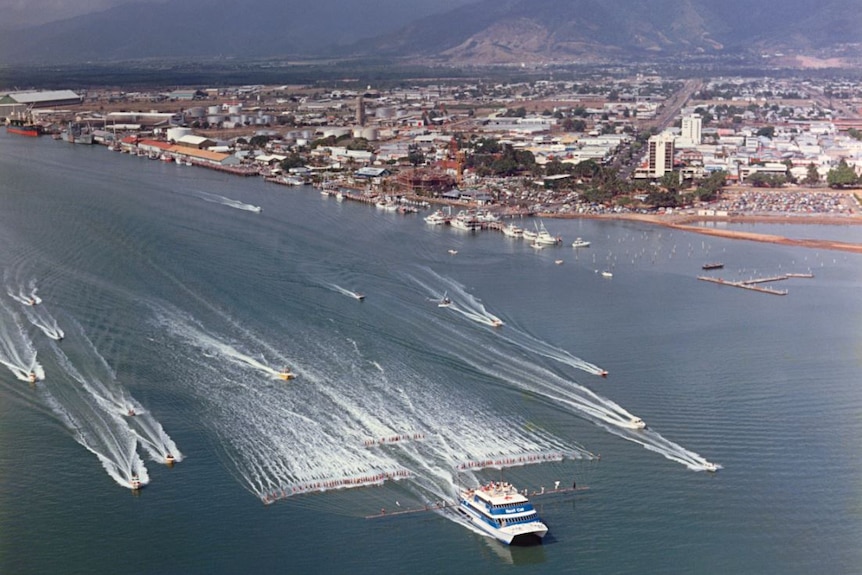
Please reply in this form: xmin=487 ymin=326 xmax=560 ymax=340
xmin=3 ymin=74 xmax=862 ymax=224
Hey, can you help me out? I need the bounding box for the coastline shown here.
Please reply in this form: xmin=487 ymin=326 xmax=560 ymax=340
xmin=538 ymin=212 xmax=862 ymax=254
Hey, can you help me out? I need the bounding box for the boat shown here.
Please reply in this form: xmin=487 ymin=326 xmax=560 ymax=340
xmin=501 ymin=223 xmax=524 ymax=238
xmin=126 ymin=407 xmax=136 ymax=416
xmin=600 ymin=370 xmax=608 ymax=378
xmin=277 ymin=368 xmax=297 ymax=381
xmin=535 ymin=221 xmax=562 ymax=245
xmin=457 ymin=482 xmax=548 ymax=546
xmin=555 ymin=259 xmax=564 ymax=265
xmin=601 ymin=271 xmax=613 ymax=278
xmin=28 ymin=371 xmax=38 ymax=384
xmin=438 ymin=292 xmax=452 ymax=307
xmin=571 ymin=238 xmax=591 ymax=248
xmin=450 ymin=210 xmax=481 ymax=231
xmin=165 ymin=453 xmax=175 ymax=466
xmin=629 ymin=417 xmax=646 ymax=429
xmin=490 ymin=318 xmax=504 ymax=327
xmin=522 ymin=228 xmax=538 ymax=242
xmin=703 ymin=462 xmax=718 ymax=473
xmin=130 ymin=475 xmax=142 ymax=490
xmin=6 ymin=117 xmax=42 ymax=137
xmin=353 ymin=292 xmax=365 ymax=301
xmin=424 ymin=210 xmax=447 ymax=225
xmin=702 ymin=263 xmax=724 ymax=270
xmin=448 ymin=249 xmax=458 ymax=255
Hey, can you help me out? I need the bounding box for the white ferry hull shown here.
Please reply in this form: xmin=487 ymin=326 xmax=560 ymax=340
xmin=458 ymin=504 xmax=547 ymax=545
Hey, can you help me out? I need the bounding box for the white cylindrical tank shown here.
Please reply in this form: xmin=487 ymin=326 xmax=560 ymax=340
xmin=228 ymin=105 xmax=242 ymax=115
xmin=187 ymin=107 xmax=206 ymax=118
xmin=361 ymin=127 xmax=378 ymax=141
xmin=207 ymin=105 xmax=221 ymax=114
xmin=167 ymin=127 xmax=192 ymax=142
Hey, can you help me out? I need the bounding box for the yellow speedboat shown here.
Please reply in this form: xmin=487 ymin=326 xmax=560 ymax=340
xmin=277 ymin=368 xmax=297 ymax=381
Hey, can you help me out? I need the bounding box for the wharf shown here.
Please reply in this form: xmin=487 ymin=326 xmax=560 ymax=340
xmin=697 ymin=272 xmax=814 ymax=295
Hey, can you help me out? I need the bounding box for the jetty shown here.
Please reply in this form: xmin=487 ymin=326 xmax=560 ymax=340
xmin=697 ymin=272 xmax=814 ymax=295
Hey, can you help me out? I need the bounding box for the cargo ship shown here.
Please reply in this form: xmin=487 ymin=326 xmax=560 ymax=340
xmin=6 ymin=117 xmax=42 ymax=137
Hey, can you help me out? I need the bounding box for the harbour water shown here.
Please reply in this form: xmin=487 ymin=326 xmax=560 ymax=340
xmin=1 ymin=131 xmax=861 ymax=574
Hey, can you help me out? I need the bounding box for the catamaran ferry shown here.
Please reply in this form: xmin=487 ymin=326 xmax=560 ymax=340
xmin=458 ymin=482 xmax=548 ymax=545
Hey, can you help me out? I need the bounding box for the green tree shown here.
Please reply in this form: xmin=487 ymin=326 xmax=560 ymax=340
xmin=407 ymin=145 xmax=425 ymax=167
xmin=827 ymin=159 xmax=859 ymax=188
xmin=803 ymin=162 xmax=820 ymax=186
xmin=755 ymin=126 xmax=775 ymax=139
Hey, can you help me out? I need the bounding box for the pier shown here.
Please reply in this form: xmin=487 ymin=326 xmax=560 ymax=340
xmin=697 ymin=272 xmax=814 ymax=295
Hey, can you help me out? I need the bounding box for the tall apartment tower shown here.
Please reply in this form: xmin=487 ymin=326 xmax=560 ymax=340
xmin=679 ymin=114 xmax=702 ymax=147
xmin=356 ymin=96 xmax=365 ymax=127
xmin=648 ymin=133 xmax=675 ymax=178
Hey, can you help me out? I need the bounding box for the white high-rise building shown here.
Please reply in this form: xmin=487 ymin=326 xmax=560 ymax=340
xmin=679 ymin=114 xmax=702 ymax=147
xmin=648 ymin=133 xmax=675 ymax=178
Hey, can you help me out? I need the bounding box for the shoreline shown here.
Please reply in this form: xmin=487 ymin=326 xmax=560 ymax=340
xmin=536 ymin=212 xmax=862 ymax=254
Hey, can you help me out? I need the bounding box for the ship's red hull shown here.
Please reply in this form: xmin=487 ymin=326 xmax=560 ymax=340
xmin=6 ymin=126 xmax=41 ymax=137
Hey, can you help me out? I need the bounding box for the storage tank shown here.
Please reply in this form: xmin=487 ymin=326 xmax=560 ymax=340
xmin=361 ymin=127 xmax=378 ymax=141
xmin=207 ymin=105 xmax=221 ymax=114
xmin=186 ymin=107 xmax=206 ymax=118
xmin=228 ymin=105 xmax=243 ymax=115
xmin=166 ymin=127 xmax=192 ymax=142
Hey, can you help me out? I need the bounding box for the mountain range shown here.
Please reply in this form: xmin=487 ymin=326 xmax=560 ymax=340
xmin=0 ymin=0 xmax=859 ymax=67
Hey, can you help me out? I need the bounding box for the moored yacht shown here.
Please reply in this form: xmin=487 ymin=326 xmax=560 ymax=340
xmin=571 ymin=237 xmax=591 ymax=248
xmin=458 ymin=482 xmax=548 ymax=545
xmin=535 ymin=221 xmax=562 ymax=245
xmin=424 ymin=210 xmax=447 ymax=225
xmin=501 ymin=223 xmax=524 ymax=238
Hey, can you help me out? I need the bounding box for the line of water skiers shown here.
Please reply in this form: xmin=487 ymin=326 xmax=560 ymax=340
xmin=363 ymin=433 xmax=426 ymax=446
xmin=261 ymin=469 xmax=413 ymax=504
xmin=456 ymin=453 xmax=566 ymax=470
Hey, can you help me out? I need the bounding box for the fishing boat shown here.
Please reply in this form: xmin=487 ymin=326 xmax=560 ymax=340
xmin=457 ymin=482 xmax=548 ymax=545
xmin=535 ymin=221 xmax=562 ymax=245
xmin=501 ymin=223 xmax=524 ymax=238
xmin=571 ymin=238 xmax=591 ymax=248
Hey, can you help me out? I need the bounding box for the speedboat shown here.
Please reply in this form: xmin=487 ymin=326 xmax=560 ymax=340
xmin=704 ymin=462 xmax=718 ymax=472
xmin=277 ymin=368 xmax=297 ymax=381
xmin=353 ymin=292 xmax=365 ymax=301
xmin=555 ymin=259 xmax=564 ymax=265
xmin=489 ymin=317 xmax=504 ymax=327
xmin=629 ymin=417 xmax=646 ymax=429
xmin=448 ymin=249 xmax=458 ymax=255
xmin=130 ymin=475 xmax=142 ymax=490
xmin=601 ymin=270 xmax=613 ymax=278
xmin=126 ymin=407 xmax=136 ymax=417
xmin=28 ymin=371 xmax=37 ymax=383
xmin=458 ymin=482 xmax=548 ymax=546
xmin=165 ymin=453 xmax=176 ymax=466
xmin=438 ymin=292 xmax=452 ymax=307
xmin=571 ymin=237 xmax=591 ymax=248
xmin=600 ymin=370 xmax=608 ymax=378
